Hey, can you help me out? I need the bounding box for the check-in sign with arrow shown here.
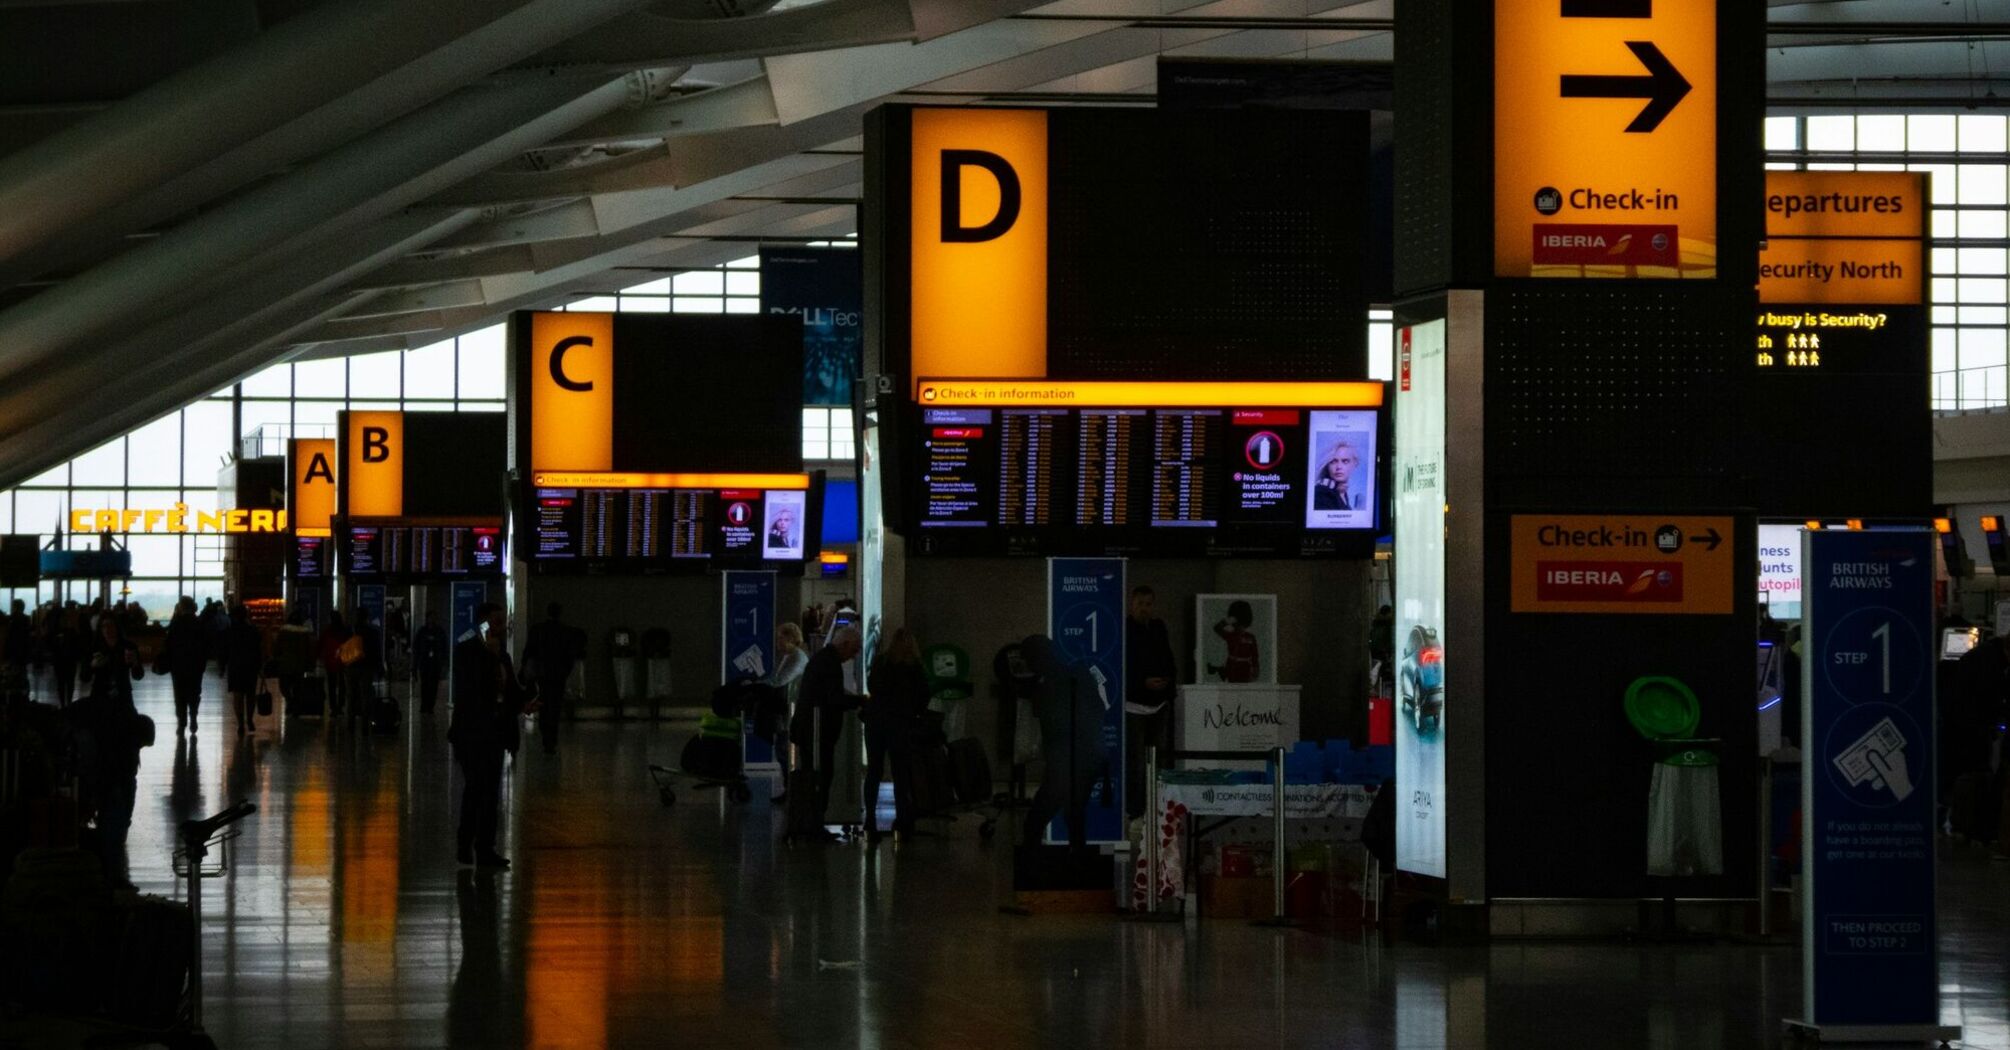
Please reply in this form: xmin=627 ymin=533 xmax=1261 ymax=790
xmin=1511 ymin=513 xmax=1737 ymax=615
xmin=1494 ymin=0 xmax=1716 ymax=279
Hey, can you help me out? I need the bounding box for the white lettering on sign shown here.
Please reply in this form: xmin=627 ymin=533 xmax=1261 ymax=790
xmin=1546 ymin=569 xmax=1624 ymax=586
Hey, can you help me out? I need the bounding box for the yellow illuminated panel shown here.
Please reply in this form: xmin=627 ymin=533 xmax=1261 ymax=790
xmin=1495 ymin=0 xmax=1716 ymax=278
xmin=345 ymin=410 xmax=404 ymax=518
xmin=915 ymin=379 xmax=1385 ymax=408
xmin=531 ymin=471 xmax=810 ymax=490
xmin=1984 ymin=516 xmax=2001 ymax=533
xmin=291 ymin=437 xmax=336 ymax=535
xmin=530 ymin=311 xmax=615 ymax=472
xmin=1765 ymin=171 xmax=1924 ymax=240
xmin=1934 ymin=518 xmax=1953 ymax=534
xmin=911 ymin=108 xmax=1047 ymax=392
xmin=69 ymin=506 xmax=287 ymax=534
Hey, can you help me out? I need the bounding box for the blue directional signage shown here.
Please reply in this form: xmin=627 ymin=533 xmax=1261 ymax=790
xmin=722 ymin=570 xmax=778 ymax=768
xmin=447 ymin=580 xmax=488 ymax=694
xmin=1799 ymin=528 xmax=1942 ymax=1034
xmin=1046 ymin=557 xmax=1126 ymax=844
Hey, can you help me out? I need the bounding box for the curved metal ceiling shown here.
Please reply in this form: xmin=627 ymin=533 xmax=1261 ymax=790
xmin=0 ymin=0 xmax=1998 ymax=487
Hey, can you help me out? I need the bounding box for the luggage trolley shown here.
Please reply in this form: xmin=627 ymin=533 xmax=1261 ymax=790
xmin=175 ymin=800 xmax=258 ymax=1046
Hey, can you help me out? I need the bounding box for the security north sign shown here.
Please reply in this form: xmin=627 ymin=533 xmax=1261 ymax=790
xmin=1511 ymin=514 xmax=1736 ymax=614
xmin=1495 ymin=0 xmax=1716 ymax=279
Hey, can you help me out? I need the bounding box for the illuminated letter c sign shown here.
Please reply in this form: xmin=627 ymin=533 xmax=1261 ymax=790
xmin=550 ymin=335 xmax=595 ymax=392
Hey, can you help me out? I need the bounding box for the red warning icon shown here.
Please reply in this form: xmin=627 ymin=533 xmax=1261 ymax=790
xmin=1244 ymin=431 xmax=1285 ymax=471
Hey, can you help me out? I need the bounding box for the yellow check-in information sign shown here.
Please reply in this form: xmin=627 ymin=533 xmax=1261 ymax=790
xmin=1511 ymin=514 xmax=1735 ymax=614
xmin=1495 ymin=0 xmax=1716 ymax=278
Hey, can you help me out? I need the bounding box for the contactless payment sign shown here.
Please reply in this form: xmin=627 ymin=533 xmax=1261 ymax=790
xmin=1510 ymin=513 xmax=1733 ymax=614
xmin=1797 ymin=529 xmax=1944 ymax=1036
xmin=1496 ymin=0 xmax=1716 ymax=278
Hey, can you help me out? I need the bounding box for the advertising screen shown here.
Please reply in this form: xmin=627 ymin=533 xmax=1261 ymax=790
xmin=906 ymin=380 xmax=1383 ymax=556
xmin=1394 ymin=321 xmax=1447 ymax=878
xmin=1757 ymin=523 xmax=1804 ymax=621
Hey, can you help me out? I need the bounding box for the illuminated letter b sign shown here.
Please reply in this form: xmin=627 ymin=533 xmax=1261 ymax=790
xmin=940 ymin=150 xmax=1021 ymax=243
xmin=362 ymin=427 xmax=390 ymax=463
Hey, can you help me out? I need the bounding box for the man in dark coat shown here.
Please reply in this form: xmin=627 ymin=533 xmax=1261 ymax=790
xmin=523 ymin=603 xmax=584 ymax=754
xmin=449 ymin=602 xmax=531 ymax=868
xmin=164 ymin=597 xmax=209 ymax=735
xmin=1124 ymin=585 xmax=1178 ymax=818
xmin=413 ymin=613 xmax=448 ymax=715
xmin=793 ymin=626 xmax=863 ymax=823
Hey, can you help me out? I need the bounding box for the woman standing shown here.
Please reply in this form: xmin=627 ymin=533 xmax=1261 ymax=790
xmin=863 ymin=628 xmax=929 ymax=841
xmin=225 ymin=604 xmax=265 ymax=734
xmin=74 ymin=616 xmax=148 ymax=883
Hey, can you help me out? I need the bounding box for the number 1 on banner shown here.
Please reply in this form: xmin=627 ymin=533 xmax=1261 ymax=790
xmin=1087 ymin=610 xmax=1098 ymax=651
xmin=1872 ymin=621 xmax=1890 ymax=695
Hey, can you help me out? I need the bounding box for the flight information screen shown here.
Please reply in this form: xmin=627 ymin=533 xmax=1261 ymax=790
xmin=912 ymin=378 xmax=1382 ymax=555
xmin=341 ymin=522 xmax=505 ymax=578
xmin=909 ymin=382 xmax=1382 ymax=556
xmin=530 ymin=483 xmax=810 ymax=566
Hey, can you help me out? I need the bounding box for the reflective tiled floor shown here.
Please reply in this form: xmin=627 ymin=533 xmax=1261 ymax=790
xmin=25 ymin=673 xmax=2010 ymax=1048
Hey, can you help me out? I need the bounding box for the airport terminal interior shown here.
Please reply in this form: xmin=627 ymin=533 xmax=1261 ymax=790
xmin=2 ymin=1 xmax=2010 ymax=1048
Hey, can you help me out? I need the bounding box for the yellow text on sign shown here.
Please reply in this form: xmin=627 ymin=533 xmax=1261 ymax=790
xmin=910 ymin=108 xmax=1047 ymax=393
xmin=1495 ymin=0 xmax=1716 ymax=278
xmin=70 ymin=506 xmax=288 ymax=534
xmin=291 ymin=437 xmax=336 ymax=537
xmin=1509 ymin=514 xmax=1736 ymax=615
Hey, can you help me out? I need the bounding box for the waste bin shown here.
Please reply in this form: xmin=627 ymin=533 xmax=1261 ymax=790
xmin=642 ymin=627 xmax=673 ymax=719
xmin=609 ymin=627 xmax=638 ymax=719
xmin=923 ymin=643 xmax=973 ymax=740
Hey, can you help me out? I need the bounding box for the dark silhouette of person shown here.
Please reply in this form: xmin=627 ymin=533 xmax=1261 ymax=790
xmin=523 ymin=603 xmax=584 ymax=755
xmin=1124 ymin=585 xmax=1178 ymax=818
xmin=163 ymin=597 xmax=208 ymax=734
xmin=225 ymin=603 xmax=264 ymax=734
xmin=1020 ymin=634 xmax=1107 ymax=851
xmin=1210 ymin=600 xmax=1260 ymax=683
xmin=413 ymin=613 xmax=448 ymax=715
xmin=72 ymin=616 xmax=148 ymax=884
xmin=48 ymin=602 xmax=81 ymax=708
xmin=449 ymin=602 xmax=530 ymax=868
xmin=863 ymin=628 xmax=928 ymax=840
xmin=793 ymin=626 xmax=863 ymax=835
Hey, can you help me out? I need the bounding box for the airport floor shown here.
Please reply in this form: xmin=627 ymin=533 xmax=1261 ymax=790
xmin=15 ymin=672 xmax=2010 ymax=1050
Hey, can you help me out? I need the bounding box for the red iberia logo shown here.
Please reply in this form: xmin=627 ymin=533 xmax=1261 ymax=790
xmin=1535 ymin=561 xmax=1684 ymax=603
xmin=1533 ymin=223 xmax=1679 ymax=266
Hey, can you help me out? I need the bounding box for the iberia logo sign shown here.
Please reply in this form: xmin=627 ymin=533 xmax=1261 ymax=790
xmin=1532 ymin=223 xmax=1678 ymax=266
xmin=1535 ymin=560 xmax=1684 ymax=603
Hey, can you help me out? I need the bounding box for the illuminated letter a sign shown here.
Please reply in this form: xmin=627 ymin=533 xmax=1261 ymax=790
xmin=910 ymin=108 xmax=1047 ymax=391
xmin=291 ymin=437 xmax=337 ymax=535
xmin=530 ymin=312 xmax=614 ymax=472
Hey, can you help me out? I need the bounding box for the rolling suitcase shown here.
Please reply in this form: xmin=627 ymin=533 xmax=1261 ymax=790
xmin=108 ymin=894 xmax=193 ymax=1027
xmin=785 ymin=707 xmax=827 ymax=840
xmin=369 ymin=695 xmax=401 ymax=733
xmin=291 ymin=675 xmax=326 ymax=717
xmin=948 ymin=737 xmax=992 ymax=805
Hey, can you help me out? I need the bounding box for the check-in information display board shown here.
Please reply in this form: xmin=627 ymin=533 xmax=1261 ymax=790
xmin=1510 ymin=513 xmax=1734 ymax=614
xmin=1797 ymin=528 xmax=1946 ymax=1039
xmin=1495 ymin=0 xmax=1716 ymax=278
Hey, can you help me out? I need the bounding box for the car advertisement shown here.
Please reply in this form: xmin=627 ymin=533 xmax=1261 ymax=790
xmin=1395 ymin=321 xmax=1447 ymax=878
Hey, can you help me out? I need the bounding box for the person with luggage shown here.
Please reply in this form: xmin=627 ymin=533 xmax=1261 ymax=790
xmin=413 ymin=612 xmax=448 ymax=716
xmin=449 ymin=602 xmax=532 ymax=868
xmin=164 ymin=597 xmax=209 ymax=735
xmin=524 ymin=603 xmax=585 ymax=755
xmin=1124 ymin=585 xmax=1177 ymax=819
xmin=73 ymin=615 xmax=149 ymax=884
xmin=1020 ymin=634 xmax=1108 ymax=851
xmin=791 ymin=626 xmax=864 ymax=839
xmin=318 ymin=612 xmax=352 ymax=719
xmin=349 ymin=612 xmax=385 ymax=727
xmin=272 ymin=608 xmax=314 ymax=711
xmin=863 ymin=627 xmax=929 ymax=841
xmin=225 ymin=604 xmax=265 ymax=735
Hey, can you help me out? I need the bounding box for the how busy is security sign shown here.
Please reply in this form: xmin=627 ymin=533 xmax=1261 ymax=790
xmin=1496 ymin=0 xmax=1716 ymax=278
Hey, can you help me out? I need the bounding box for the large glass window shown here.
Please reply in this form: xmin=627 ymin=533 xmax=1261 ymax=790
xmin=0 ymin=327 xmax=511 ymax=610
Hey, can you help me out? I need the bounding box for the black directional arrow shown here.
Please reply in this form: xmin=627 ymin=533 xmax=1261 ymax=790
xmin=1562 ymin=0 xmax=1650 ymax=17
xmin=1560 ymin=40 xmax=1692 ymax=133
xmin=1698 ymin=526 xmax=1722 ymax=552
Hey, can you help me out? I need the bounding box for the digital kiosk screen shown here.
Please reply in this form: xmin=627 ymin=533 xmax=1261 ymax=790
xmin=341 ymin=522 xmax=505 ymax=579
xmin=529 ymin=477 xmax=813 ymax=567
xmin=910 ymin=381 xmax=1383 ymax=556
